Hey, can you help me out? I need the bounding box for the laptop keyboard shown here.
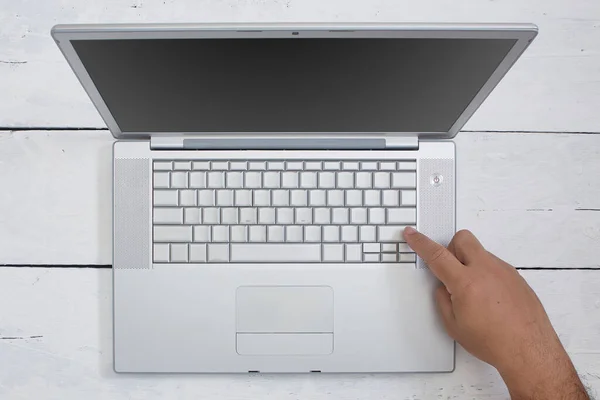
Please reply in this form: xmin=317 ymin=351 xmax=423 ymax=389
xmin=152 ymin=159 xmax=417 ymax=264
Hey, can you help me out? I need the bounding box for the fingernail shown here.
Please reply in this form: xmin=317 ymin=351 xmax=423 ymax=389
xmin=404 ymin=226 xmax=418 ymax=235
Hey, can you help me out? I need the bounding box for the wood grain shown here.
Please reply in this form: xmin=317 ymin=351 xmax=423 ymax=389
xmin=0 ymin=130 xmax=598 ymax=266
xmin=0 ymin=268 xmax=597 ymax=399
xmin=0 ymin=0 xmax=599 ymax=132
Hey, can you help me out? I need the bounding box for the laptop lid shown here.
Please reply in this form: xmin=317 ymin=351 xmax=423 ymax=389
xmin=52 ymin=23 xmax=537 ymax=139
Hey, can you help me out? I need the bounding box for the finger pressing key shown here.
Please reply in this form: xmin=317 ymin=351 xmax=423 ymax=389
xmin=403 ymin=227 xmax=465 ymax=292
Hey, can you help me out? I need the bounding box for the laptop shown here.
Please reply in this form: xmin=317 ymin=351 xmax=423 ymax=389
xmin=52 ymin=23 xmax=537 ymax=373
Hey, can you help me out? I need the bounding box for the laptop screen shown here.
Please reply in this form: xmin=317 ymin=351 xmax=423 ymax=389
xmin=71 ymin=37 xmax=517 ymax=134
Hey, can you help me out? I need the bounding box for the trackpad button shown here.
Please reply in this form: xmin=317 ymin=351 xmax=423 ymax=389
xmin=236 ymin=286 xmax=333 ymax=333
xmin=237 ymin=333 xmax=333 ymax=355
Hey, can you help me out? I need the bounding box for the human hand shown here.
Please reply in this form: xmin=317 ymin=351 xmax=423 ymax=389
xmin=403 ymin=227 xmax=588 ymax=400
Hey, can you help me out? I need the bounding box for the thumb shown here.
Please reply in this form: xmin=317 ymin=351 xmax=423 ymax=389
xmin=435 ymin=285 xmax=457 ymax=338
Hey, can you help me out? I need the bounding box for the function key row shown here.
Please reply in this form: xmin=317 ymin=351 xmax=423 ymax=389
xmin=153 ymin=160 xmax=417 ymax=172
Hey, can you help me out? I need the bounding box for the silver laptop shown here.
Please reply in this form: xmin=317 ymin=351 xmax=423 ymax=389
xmin=52 ymin=23 xmax=537 ymax=373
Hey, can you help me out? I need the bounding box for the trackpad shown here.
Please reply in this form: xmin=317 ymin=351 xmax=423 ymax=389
xmin=236 ymin=286 xmax=334 ymax=355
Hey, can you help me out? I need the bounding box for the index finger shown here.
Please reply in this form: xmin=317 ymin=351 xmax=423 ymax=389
xmin=403 ymin=227 xmax=466 ymax=291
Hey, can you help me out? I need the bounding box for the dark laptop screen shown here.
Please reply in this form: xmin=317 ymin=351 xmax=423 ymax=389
xmin=72 ymin=37 xmax=516 ymax=133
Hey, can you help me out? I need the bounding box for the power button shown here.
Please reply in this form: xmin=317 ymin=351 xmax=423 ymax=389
xmin=430 ymin=173 xmax=444 ymax=187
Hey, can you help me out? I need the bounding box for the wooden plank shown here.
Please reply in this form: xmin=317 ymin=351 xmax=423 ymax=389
xmin=0 ymin=268 xmax=598 ymax=398
xmin=0 ymin=0 xmax=599 ymax=132
xmin=0 ymin=130 xmax=598 ymax=266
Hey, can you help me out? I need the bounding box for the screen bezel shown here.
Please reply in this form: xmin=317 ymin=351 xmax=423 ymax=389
xmin=52 ymin=23 xmax=537 ymax=139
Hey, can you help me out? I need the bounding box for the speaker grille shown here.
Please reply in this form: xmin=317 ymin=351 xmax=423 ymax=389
xmin=418 ymin=158 xmax=455 ymax=269
xmin=114 ymin=158 xmax=150 ymax=269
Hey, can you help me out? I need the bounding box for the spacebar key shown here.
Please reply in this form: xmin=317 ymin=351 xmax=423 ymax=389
xmin=230 ymin=244 xmax=322 ymax=263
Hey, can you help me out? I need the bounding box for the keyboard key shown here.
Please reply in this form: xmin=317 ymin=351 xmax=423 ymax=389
xmin=364 ymin=190 xmax=381 ymax=206
xmin=230 ymin=244 xmax=321 ymax=262
xmin=327 ymin=190 xmax=344 ymax=206
xmin=154 ymin=190 xmax=178 ymax=206
xmin=369 ymin=208 xmax=386 ymax=224
xmin=192 ymin=161 xmax=210 ymax=170
xmin=189 ymin=172 xmax=206 ymax=188
xmin=154 ymin=226 xmax=192 ymax=242
xmin=392 ymin=172 xmax=417 ymax=188
xmin=295 ymin=208 xmax=312 ymax=224
xmin=153 ymin=244 xmax=170 ymax=263
xmin=277 ymin=208 xmax=294 ymax=224
xmin=245 ymin=172 xmax=262 ymax=188
xmin=171 ymin=172 xmax=188 ymax=188
xmin=190 ymin=244 xmax=207 ymax=262
xmin=332 ymin=208 xmax=348 ymax=224
xmin=341 ymin=226 xmax=358 ymax=242
xmin=381 ymin=243 xmax=397 ymax=253
xmin=208 ymin=244 xmax=229 ymax=262
xmin=154 ymin=208 xmax=183 ymax=224
xmin=382 ymin=190 xmax=399 ymax=206
xmin=324 ymin=161 xmax=341 ymax=170
xmin=343 ymin=161 xmax=359 ymax=170
xmin=400 ymin=253 xmax=417 ymax=262
xmin=286 ymin=161 xmax=303 ymax=170
xmin=401 ymin=190 xmax=417 ymax=206
xmin=211 ymin=161 xmax=229 ymax=170
xmin=193 ymin=226 xmax=211 ymax=242
xmin=387 ymin=208 xmax=417 ymax=224
xmin=235 ymin=190 xmax=252 ymax=206
xmin=337 ymin=172 xmax=354 ymax=188
xmin=216 ymin=190 xmax=234 ymax=207
xmin=374 ymin=172 xmax=390 ymax=188
xmin=180 ymin=190 xmax=197 ymax=206
xmin=263 ymin=172 xmax=280 ymax=188
xmin=345 ymin=244 xmax=362 ymax=262
xmin=363 ymin=253 xmax=380 ymax=263
xmin=198 ymin=190 xmax=215 ymax=206
xmin=203 ymin=208 xmax=220 ymax=224
xmin=221 ymin=208 xmax=238 ymax=224
xmin=267 ymin=226 xmax=284 ymax=242
xmin=318 ymin=172 xmax=336 ymax=188
xmin=378 ymin=226 xmax=409 ymax=242
xmin=230 ymin=161 xmax=247 ymax=170
xmin=282 ymin=172 xmax=299 ymax=188
xmin=207 ymin=172 xmax=225 ymax=188
xmin=291 ymin=190 xmax=308 ymax=206
xmin=249 ymin=226 xmax=267 ymax=242
xmin=286 ymin=226 xmax=303 ymax=242
xmin=170 ymin=244 xmax=188 ymax=262
xmin=184 ymin=208 xmax=201 ymax=225
xmin=249 ymin=161 xmax=266 ymax=170
xmin=380 ymin=162 xmax=396 ymax=171
xmin=363 ymin=243 xmax=380 ymax=253
xmin=226 ymin=172 xmax=243 ymax=188
xmin=346 ymin=190 xmax=362 ymax=206
xmin=258 ymin=208 xmax=276 ymax=224
xmin=323 ymin=226 xmax=340 ymax=242
xmin=240 ymin=208 xmax=258 ymax=224
xmin=382 ymin=253 xmax=397 ymax=263
xmin=230 ymin=226 xmax=247 ymax=242
xmin=323 ymin=244 xmax=344 ymax=262
xmin=268 ymin=161 xmax=285 ymax=170
xmin=360 ymin=226 xmax=376 ymax=242
xmin=356 ymin=172 xmax=371 ymax=188
xmin=305 ymin=161 xmax=322 ymax=170
xmin=272 ymin=190 xmax=290 ymax=206
xmin=153 ymin=172 xmax=170 ymax=188
xmin=398 ymin=161 xmax=417 ymax=171
xmin=300 ymin=172 xmax=317 ymax=188
xmin=174 ymin=161 xmax=192 ymax=170
xmin=154 ymin=161 xmax=172 ymax=171
xmin=314 ymin=208 xmax=331 ymax=224
xmin=254 ymin=190 xmax=270 ymax=206
xmin=304 ymin=226 xmax=321 ymax=242
xmin=309 ymin=190 xmax=326 ymax=206
xmin=350 ymin=208 xmax=367 ymax=224
xmin=361 ymin=161 xmax=378 ymax=170
xmin=399 ymin=243 xmax=412 ymax=253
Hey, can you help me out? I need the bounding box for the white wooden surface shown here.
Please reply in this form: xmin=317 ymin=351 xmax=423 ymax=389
xmin=0 ymin=0 xmax=600 ymax=132
xmin=1 ymin=0 xmax=600 ymax=398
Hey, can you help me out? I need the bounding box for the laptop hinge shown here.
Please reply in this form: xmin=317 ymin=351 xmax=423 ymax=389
xmin=151 ymin=135 xmax=419 ymax=150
